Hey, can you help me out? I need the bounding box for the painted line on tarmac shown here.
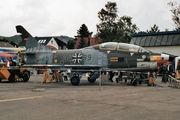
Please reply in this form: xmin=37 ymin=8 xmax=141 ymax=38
xmin=0 ymin=96 xmax=42 ymax=103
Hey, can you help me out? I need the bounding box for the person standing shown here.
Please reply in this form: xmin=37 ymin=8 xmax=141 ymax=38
xmin=167 ymin=61 xmax=174 ymax=77
xmin=108 ymin=71 xmax=114 ymax=82
xmin=10 ymin=58 xmax=16 ymax=66
xmin=63 ymin=71 xmax=68 ymax=81
xmin=42 ymin=68 xmax=53 ymax=83
xmin=176 ymin=60 xmax=180 ymax=78
xmin=147 ymin=74 xmax=156 ymax=86
xmin=53 ymin=70 xmax=60 ymax=82
xmin=161 ymin=63 xmax=168 ymax=83
xmin=17 ymin=57 xmax=25 ymax=66
xmin=5 ymin=57 xmax=11 ymax=67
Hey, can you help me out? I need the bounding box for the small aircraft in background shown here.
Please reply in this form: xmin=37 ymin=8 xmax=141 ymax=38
xmin=16 ymin=25 xmax=174 ymax=85
xmin=0 ymin=47 xmax=25 ymax=62
xmin=0 ymin=46 xmax=30 ymax=83
xmin=0 ymin=47 xmax=25 ymax=53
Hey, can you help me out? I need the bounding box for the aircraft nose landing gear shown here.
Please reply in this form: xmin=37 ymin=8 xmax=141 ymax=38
xmin=70 ymin=76 xmax=80 ymax=86
xmin=70 ymin=72 xmax=82 ymax=86
xmin=131 ymin=77 xmax=137 ymax=86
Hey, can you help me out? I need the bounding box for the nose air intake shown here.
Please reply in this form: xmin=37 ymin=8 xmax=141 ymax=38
xmin=150 ymin=53 xmax=175 ymax=63
xmin=161 ymin=53 xmax=175 ymax=61
xmin=161 ymin=53 xmax=169 ymax=60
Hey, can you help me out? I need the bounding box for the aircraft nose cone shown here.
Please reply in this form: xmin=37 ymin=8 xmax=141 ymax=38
xmin=161 ymin=53 xmax=169 ymax=60
xmin=161 ymin=53 xmax=175 ymax=61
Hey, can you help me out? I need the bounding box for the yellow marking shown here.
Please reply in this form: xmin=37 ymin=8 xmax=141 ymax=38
xmin=111 ymin=57 xmax=118 ymax=62
xmin=150 ymin=56 xmax=162 ymax=61
xmin=0 ymin=96 xmax=42 ymax=103
xmin=111 ymin=57 xmax=118 ymax=59
xmin=111 ymin=60 xmax=118 ymax=62
xmin=54 ymin=59 xmax=57 ymax=63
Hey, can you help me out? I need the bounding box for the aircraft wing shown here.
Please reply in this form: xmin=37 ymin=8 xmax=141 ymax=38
xmin=22 ymin=63 xmax=152 ymax=72
xmin=101 ymin=67 xmax=152 ymax=72
xmin=22 ymin=64 xmax=103 ymax=70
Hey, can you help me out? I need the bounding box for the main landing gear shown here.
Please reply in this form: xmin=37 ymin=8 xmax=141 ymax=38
xmin=70 ymin=71 xmax=99 ymax=86
xmin=87 ymin=71 xmax=99 ymax=84
xmin=70 ymin=72 xmax=81 ymax=86
xmin=87 ymin=77 xmax=96 ymax=83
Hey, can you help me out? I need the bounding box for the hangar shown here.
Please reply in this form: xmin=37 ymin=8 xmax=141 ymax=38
xmin=130 ymin=31 xmax=180 ymax=56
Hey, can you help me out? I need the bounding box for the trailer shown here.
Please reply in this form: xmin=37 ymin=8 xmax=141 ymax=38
xmin=0 ymin=65 xmax=30 ymax=82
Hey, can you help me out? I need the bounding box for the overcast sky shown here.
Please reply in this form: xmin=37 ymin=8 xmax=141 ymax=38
xmin=0 ymin=0 xmax=176 ymax=37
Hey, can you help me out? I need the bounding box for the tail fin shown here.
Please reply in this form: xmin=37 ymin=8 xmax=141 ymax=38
xmin=16 ymin=25 xmax=53 ymax=64
xmin=16 ymin=25 xmax=38 ymax=49
xmin=16 ymin=25 xmax=32 ymax=40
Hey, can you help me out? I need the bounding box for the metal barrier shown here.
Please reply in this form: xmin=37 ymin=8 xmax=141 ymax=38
xmin=168 ymin=75 xmax=180 ymax=88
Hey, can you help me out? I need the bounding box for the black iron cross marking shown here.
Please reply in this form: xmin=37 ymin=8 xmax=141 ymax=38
xmin=72 ymin=53 xmax=82 ymax=63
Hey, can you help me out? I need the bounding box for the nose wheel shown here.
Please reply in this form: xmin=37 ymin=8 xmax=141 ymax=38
xmin=70 ymin=76 xmax=80 ymax=86
xmin=22 ymin=71 xmax=30 ymax=82
xmin=8 ymin=74 xmax=15 ymax=82
xmin=131 ymin=78 xmax=137 ymax=86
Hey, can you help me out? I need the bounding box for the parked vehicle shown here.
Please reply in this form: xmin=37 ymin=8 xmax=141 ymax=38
xmin=0 ymin=66 xmax=30 ymax=82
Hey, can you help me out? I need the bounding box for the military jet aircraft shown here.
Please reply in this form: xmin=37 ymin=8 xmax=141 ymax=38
xmin=16 ymin=25 xmax=174 ymax=85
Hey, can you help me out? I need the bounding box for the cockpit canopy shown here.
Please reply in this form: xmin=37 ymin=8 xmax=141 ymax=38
xmin=99 ymin=42 xmax=151 ymax=53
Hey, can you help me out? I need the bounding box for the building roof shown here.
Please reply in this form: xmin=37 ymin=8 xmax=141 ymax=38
xmin=130 ymin=30 xmax=180 ymax=47
xmin=18 ymin=36 xmax=71 ymax=47
xmin=74 ymin=37 xmax=102 ymax=49
xmin=18 ymin=37 xmax=53 ymax=47
xmin=35 ymin=37 xmax=52 ymax=45
xmin=56 ymin=36 xmax=68 ymax=44
xmin=0 ymin=41 xmax=14 ymax=47
xmin=132 ymin=30 xmax=180 ymax=37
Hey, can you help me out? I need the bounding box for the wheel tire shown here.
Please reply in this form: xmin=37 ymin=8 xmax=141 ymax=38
xmin=22 ymin=72 xmax=30 ymax=82
xmin=88 ymin=77 xmax=96 ymax=83
xmin=71 ymin=76 xmax=80 ymax=86
xmin=131 ymin=78 xmax=137 ymax=86
xmin=8 ymin=74 xmax=15 ymax=82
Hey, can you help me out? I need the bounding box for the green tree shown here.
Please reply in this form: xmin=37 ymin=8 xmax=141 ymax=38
xmin=96 ymin=2 xmax=139 ymax=43
xmin=66 ymin=39 xmax=75 ymax=49
xmin=96 ymin=1 xmax=118 ymax=42
xmin=168 ymin=1 xmax=180 ymax=30
xmin=76 ymin=24 xmax=90 ymax=48
xmin=0 ymin=36 xmax=8 ymax=42
xmin=116 ymin=16 xmax=139 ymax=43
xmin=146 ymin=24 xmax=160 ymax=33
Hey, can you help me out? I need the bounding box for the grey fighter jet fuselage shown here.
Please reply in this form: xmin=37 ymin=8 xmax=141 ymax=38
xmin=16 ymin=25 xmax=174 ymax=85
